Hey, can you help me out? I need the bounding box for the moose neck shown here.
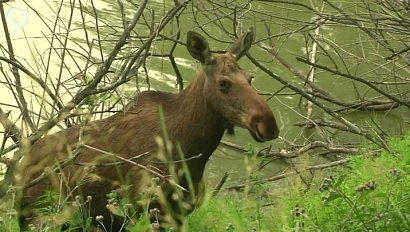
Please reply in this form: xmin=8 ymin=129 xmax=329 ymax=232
xmin=166 ymin=70 xmax=226 ymax=178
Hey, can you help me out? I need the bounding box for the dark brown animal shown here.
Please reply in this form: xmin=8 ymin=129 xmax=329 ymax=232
xmin=16 ymin=29 xmax=279 ymax=231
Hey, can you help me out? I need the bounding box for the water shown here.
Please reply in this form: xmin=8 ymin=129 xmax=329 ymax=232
xmin=1 ymin=0 xmax=409 ymax=187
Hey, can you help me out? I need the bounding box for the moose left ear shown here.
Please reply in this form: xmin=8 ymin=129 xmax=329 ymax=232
xmin=187 ymin=31 xmax=214 ymax=64
xmin=228 ymin=27 xmax=255 ymax=60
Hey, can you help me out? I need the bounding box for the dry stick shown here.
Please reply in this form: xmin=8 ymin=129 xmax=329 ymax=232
xmin=296 ymin=58 xmax=410 ymax=110
xmin=0 ymin=4 xmax=35 ymax=131
xmin=26 ymin=143 xmax=187 ymax=193
xmin=220 ymin=140 xmax=248 ymax=153
xmin=222 ymin=137 xmax=358 ymax=162
xmin=306 ymin=18 xmax=322 ymax=120
xmin=81 ymin=144 xmax=187 ymax=192
xmin=0 ymin=108 xmax=21 ymax=143
xmin=0 ymin=57 xmax=64 ymax=111
xmin=169 ymin=32 xmax=184 ymax=91
xmin=167 ymin=4 xmax=184 ymax=91
xmin=307 ymin=90 xmax=400 ymax=112
xmin=266 ymin=140 xmax=359 ymax=159
xmin=246 ymin=53 xmax=390 ymax=151
xmin=322 ymin=0 xmax=410 ymax=67
xmin=6 ymin=1 xmax=191 ymax=195
xmin=117 ymin=1 xmax=190 ymax=82
xmin=259 ymin=43 xmax=401 ymax=112
xmin=1 ymin=0 xmax=149 ymax=196
xmin=0 ymin=108 xmax=22 ymax=197
xmin=222 ymin=137 xmax=358 ymax=158
xmin=0 ymin=157 xmax=10 ymax=165
xmin=96 ymin=4 xmax=190 ymax=94
xmin=294 ymin=119 xmax=353 ymax=133
xmin=258 ymin=43 xmax=331 ymax=100
xmin=84 ymin=0 xmax=148 ymax=90
xmin=54 ymin=0 xmax=75 ymax=105
xmin=29 ymin=0 xmax=190 ymax=144
xmin=26 ymin=151 xmax=82 ymax=189
xmin=74 ymin=153 xmax=150 ymax=167
xmin=227 ymin=159 xmax=349 ymax=191
xmin=212 ymin=172 xmax=229 ymax=197
xmin=16 ymin=0 xmax=146 ymax=151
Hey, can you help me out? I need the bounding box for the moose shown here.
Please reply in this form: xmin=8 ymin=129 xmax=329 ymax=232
xmin=15 ymin=28 xmax=279 ymax=231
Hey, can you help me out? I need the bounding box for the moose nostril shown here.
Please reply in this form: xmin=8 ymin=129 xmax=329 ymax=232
xmin=257 ymin=125 xmax=271 ymax=140
xmin=256 ymin=117 xmax=279 ymax=141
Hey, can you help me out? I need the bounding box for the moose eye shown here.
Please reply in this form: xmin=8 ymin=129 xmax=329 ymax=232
xmin=219 ymin=79 xmax=231 ymax=93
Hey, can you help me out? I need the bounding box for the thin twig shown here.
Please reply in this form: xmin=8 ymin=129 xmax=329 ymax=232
xmin=227 ymin=159 xmax=349 ymax=191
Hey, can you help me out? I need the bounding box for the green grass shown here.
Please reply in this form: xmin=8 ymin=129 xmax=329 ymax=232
xmin=187 ymin=134 xmax=410 ymax=232
xmin=292 ymin=135 xmax=410 ymax=232
xmin=1 ymin=134 xmax=410 ymax=231
xmin=0 ymin=187 xmax=19 ymax=232
xmin=187 ymin=192 xmax=275 ymax=232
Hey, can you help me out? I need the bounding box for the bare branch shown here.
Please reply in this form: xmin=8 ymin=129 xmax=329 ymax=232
xmin=227 ymin=159 xmax=349 ymax=191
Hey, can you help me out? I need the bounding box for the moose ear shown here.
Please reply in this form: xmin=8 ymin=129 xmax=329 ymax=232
xmin=228 ymin=27 xmax=255 ymax=60
xmin=187 ymin=31 xmax=214 ymax=64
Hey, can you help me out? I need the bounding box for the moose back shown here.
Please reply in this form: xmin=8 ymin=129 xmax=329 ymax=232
xmin=16 ymin=29 xmax=279 ymax=231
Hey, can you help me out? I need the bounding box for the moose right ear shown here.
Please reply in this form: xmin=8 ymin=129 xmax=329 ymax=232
xmin=187 ymin=31 xmax=214 ymax=64
xmin=228 ymin=27 xmax=255 ymax=60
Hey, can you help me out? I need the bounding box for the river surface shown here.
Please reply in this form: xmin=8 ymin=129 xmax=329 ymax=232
xmin=1 ymin=0 xmax=409 ymax=187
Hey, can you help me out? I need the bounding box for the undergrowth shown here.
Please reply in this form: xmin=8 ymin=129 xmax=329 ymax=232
xmin=188 ymin=134 xmax=410 ymax=231
xmin=1 ymin=134 xmax=409 ymax=231
xmin=290 ymin=134 xmax=410 ymax=232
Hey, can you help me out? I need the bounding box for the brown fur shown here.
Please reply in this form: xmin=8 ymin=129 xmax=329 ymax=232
xmin=16 ymin=31 xmax=279 ymax=231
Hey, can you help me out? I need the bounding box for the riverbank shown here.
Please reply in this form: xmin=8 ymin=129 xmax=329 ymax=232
xmin=187 ymin=134 xmax=410 ymax=231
